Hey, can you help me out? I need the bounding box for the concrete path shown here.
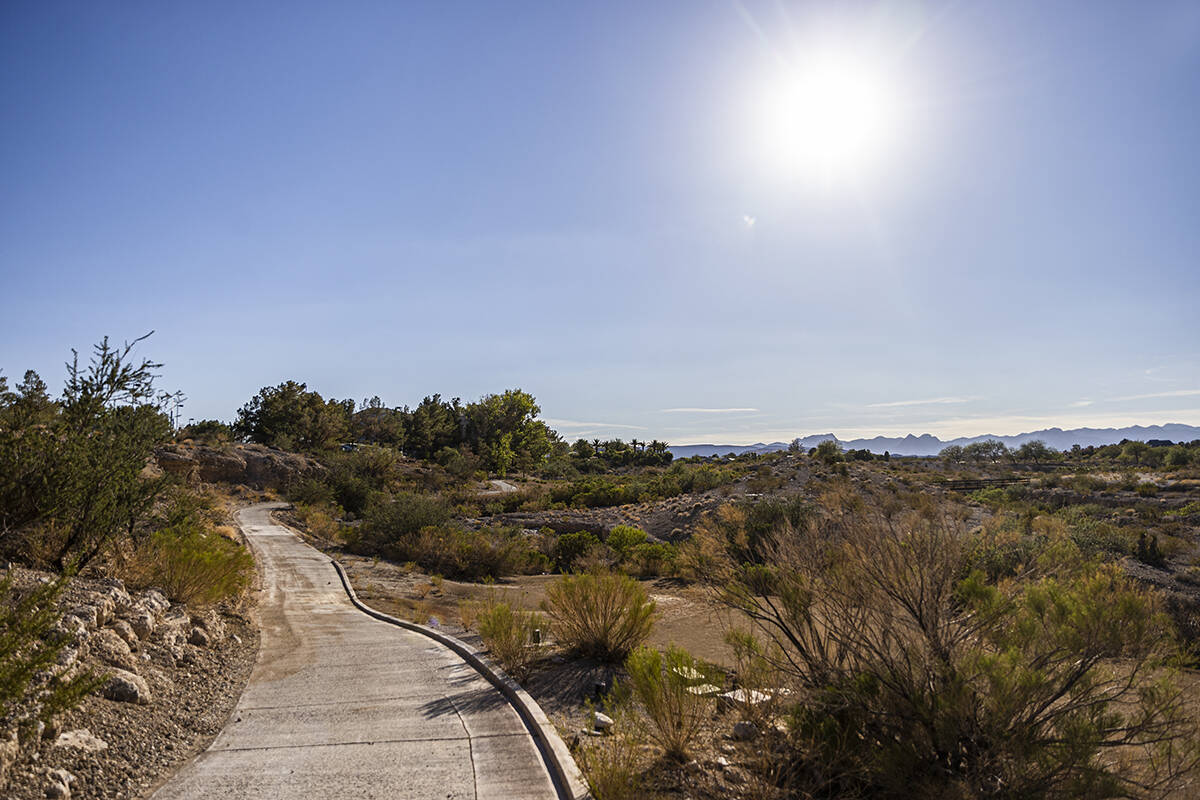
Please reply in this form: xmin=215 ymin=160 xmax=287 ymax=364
xmin=151 ymin=503 xmax=564 ymax=800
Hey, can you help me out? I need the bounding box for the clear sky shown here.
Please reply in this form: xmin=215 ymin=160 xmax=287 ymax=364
xmin=2 ymin=1 xmax=1198 ymax=445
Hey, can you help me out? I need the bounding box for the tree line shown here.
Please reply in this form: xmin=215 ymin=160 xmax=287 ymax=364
xmin=939 ymin=438 xmax=1199 ymax=467
xmin=222 ymin=382 xmax=555 ymax=476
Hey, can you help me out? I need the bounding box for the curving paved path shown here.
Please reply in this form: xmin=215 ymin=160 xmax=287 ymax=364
xmin=151 ymin=503 xmax=563 ymax=800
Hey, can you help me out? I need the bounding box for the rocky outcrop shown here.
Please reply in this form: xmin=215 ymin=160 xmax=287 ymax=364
xmin=154 ymin=443 xmax=324 ymax=489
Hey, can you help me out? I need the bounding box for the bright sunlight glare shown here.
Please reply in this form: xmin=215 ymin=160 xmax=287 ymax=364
xmin=758 ymin=48 xmax=905 ymax=182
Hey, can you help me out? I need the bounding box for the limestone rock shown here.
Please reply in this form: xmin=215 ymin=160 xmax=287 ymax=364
xmin=192 ymin=608 xmax=227 ymax=642
xmin=54 ymin=729 xmax=107 ymax=753
xmin=67 ymin=606 xmax=98 ymax=629
xmin=88 ymin=628 xmax=138 ymax=672
xmin=142 ymin=590 xmax=170 ymax=616
xmin=45 ymin=768 xmax=75 ymax=799
xmin=592 ymin=712 xmax=614 ymax=733
xmin=128 ymin=610 xmax=155 ymax=640
xmin=109 ymin=619 xmax=139 ymax=648
xmin=102 ymin=668 xmax=151 ymax=704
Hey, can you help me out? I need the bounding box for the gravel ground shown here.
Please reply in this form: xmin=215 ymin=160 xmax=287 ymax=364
xmin=3 ymin=593 xmax=259 ymax=800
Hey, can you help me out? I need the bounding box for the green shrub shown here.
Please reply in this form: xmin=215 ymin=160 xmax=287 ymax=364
xmin=124 ymin=524 xmax=254 ymax=605
xmin=605 ymin=525 xmax=647 ymax=556
xmin=363 ymin=491 xmax=452 ymax=538
xmin=629 ymin=542 xmax=677 ymax=577
xmin=553 ymin=531 xmax=600 ymax=572
xmin=0 ymin=573 xmax=100 ymax=738
xmin=624 ymin=644 xmax=716 ymax=760
xmin=475 ymin=596 xmax=545 ymax=680
xmin=542 ymin=572 xmax=655 ymax=661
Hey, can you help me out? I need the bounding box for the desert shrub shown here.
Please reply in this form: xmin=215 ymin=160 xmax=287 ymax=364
xmin=292 ymin=502 xmax=340 ymax=540
xmin=353 ymin=522 xmax=541 ymax=581
xmin=624 ymin=644 xmax=716 ymax=761
xmin=362 ymin=491 xmax=452 ymax=540
xmin=605 ymin=525 xmax=647 ymax=556
xmin=0 ymin=572 xmax=100 ymax=739
xmin=542 ymin=572 xmax=655 ymax=662
xmin=124 ymin=523 xmax=254 ymax=605
xmin=287 ymin=477 xmax=337 ymax=509
xmin=574 ymin=704 xmax=647 ymax=800
xmin=553 ymin=531 xmax=601 ymax=572
xmin=474 ymin=595 xmax=545 ymax=679
xmin=696 ymin=493 xmax=1200 ymax=799
xmin=629 ymin=542 xmax=677 ymax=577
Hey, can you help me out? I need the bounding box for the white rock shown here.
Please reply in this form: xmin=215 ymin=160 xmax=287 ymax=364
xmin=719 ymin=688 xmax=771 ymax=710
xmin=54 ymin=730 xmax=107 ymax=753
xmin=67 ymin=606 xmax=98 ymax=629
xmin=686 ymin=683 xmax=722 ymax=696
xmin=88 ymin=628 xmax=138 ymax=672
xmin=592 ymin=712 xmax=614 ymax=733
xmin=109 ymin=619 xmax=139 ymax=648
xmin=45 ymin=767 xmax=75 ymax=799
xmin=129 ymin=610 xmax=155 ymax=640
xmin=141 ymin=590 xmax=170 ymax=615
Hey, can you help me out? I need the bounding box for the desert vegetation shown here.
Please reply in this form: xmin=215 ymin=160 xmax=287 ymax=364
xmin=0 ymin=336 xmax=257 ymax=790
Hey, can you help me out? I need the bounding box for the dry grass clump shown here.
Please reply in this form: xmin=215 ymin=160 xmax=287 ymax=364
xmin=472 ymin=594 xmax=545 ymax=680
xmin=124 ymin=523 xmax=254 ymax=605
xmin=542 ymin=571 xmax=655 ymax=662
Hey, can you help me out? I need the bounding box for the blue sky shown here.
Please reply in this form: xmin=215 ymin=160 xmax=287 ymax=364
xmin=2 ymin=1 xmax=1198 ymax=444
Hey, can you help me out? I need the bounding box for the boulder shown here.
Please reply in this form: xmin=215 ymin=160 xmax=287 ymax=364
xmin=101 ymin=668 xmax=151 ymax=705
xmin=44 ymin=768 xmax=75 ymax=799
xmin=188 ymin=627 xmax=210 ymax=647
xmin=141 ymin=590 xmax=170 ymax=616
xmin=53 ymin=730 xmax=107 ymax=753
xmin=67 ymin=606 xmax=98 ymax=630
xmin=731 ymin=721 xmax=759 ymax=741
xmin=128 ymin=610 xmax=155 ymax=640
xmin=88 ymin=628 xmax=138 ymax=672
xmin=591 ymin=712 xmax=614 ymax=733
xmin=109 ymin=619 xmax=139 ymax=649
xmin=191 ymin=609 xmax=227 ymax=643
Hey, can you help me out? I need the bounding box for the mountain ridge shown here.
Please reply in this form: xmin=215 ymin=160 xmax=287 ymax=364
xmin=668 ymin=423 xmax=1200 ymax=458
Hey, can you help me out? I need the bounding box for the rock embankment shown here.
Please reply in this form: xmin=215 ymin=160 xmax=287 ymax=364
xmin=154 ymin=443 xmax=324 ymax=489
xmin=1 ymin=569 xmax=258 ymax=800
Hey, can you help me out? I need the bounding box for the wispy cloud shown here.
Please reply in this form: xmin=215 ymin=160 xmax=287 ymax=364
xmin=543 ymin=418 xmax=647 ymax=431
xmin=865 ymin=396 xmax=976 ymax=409
xmin=1109 ymin=389 xmax=1200 ymax=402
xmin=660 ymin=407 xmax=760 ymax=414
xmin=1069 ymin=399 xmax=1094 ymax=408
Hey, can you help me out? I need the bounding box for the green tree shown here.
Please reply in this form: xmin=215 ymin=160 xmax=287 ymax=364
xmin=939 ymin=444 xmax=965 ymax=462
xmin=1 ymin=335 xmax=174 ymax=568
xmin=814 ymin=439 xmax=842 ymax=464
xmin=350 ymin=395 xmax=407 ymax=447
xmin=405 ymin=394 xmax=463 ymax=460
xmin=235 ymin=380 xmax=351 ymax=452
xmin=1014 ymin=439 xmax=1058 ymax=464
xmin=465 ymin=389 xmax=550 ymax=475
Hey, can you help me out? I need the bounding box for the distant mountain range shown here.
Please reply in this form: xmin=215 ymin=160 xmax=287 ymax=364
xmin=668 ymin=424 xmax=1200 ymax=459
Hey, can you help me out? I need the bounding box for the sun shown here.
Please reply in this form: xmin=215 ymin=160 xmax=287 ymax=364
xmin=758 ymin=48 xmax=904 ymax=182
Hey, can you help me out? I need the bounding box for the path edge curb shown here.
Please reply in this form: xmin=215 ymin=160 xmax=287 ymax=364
xmin=330 ymin=559 xmax=592 ymax=800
